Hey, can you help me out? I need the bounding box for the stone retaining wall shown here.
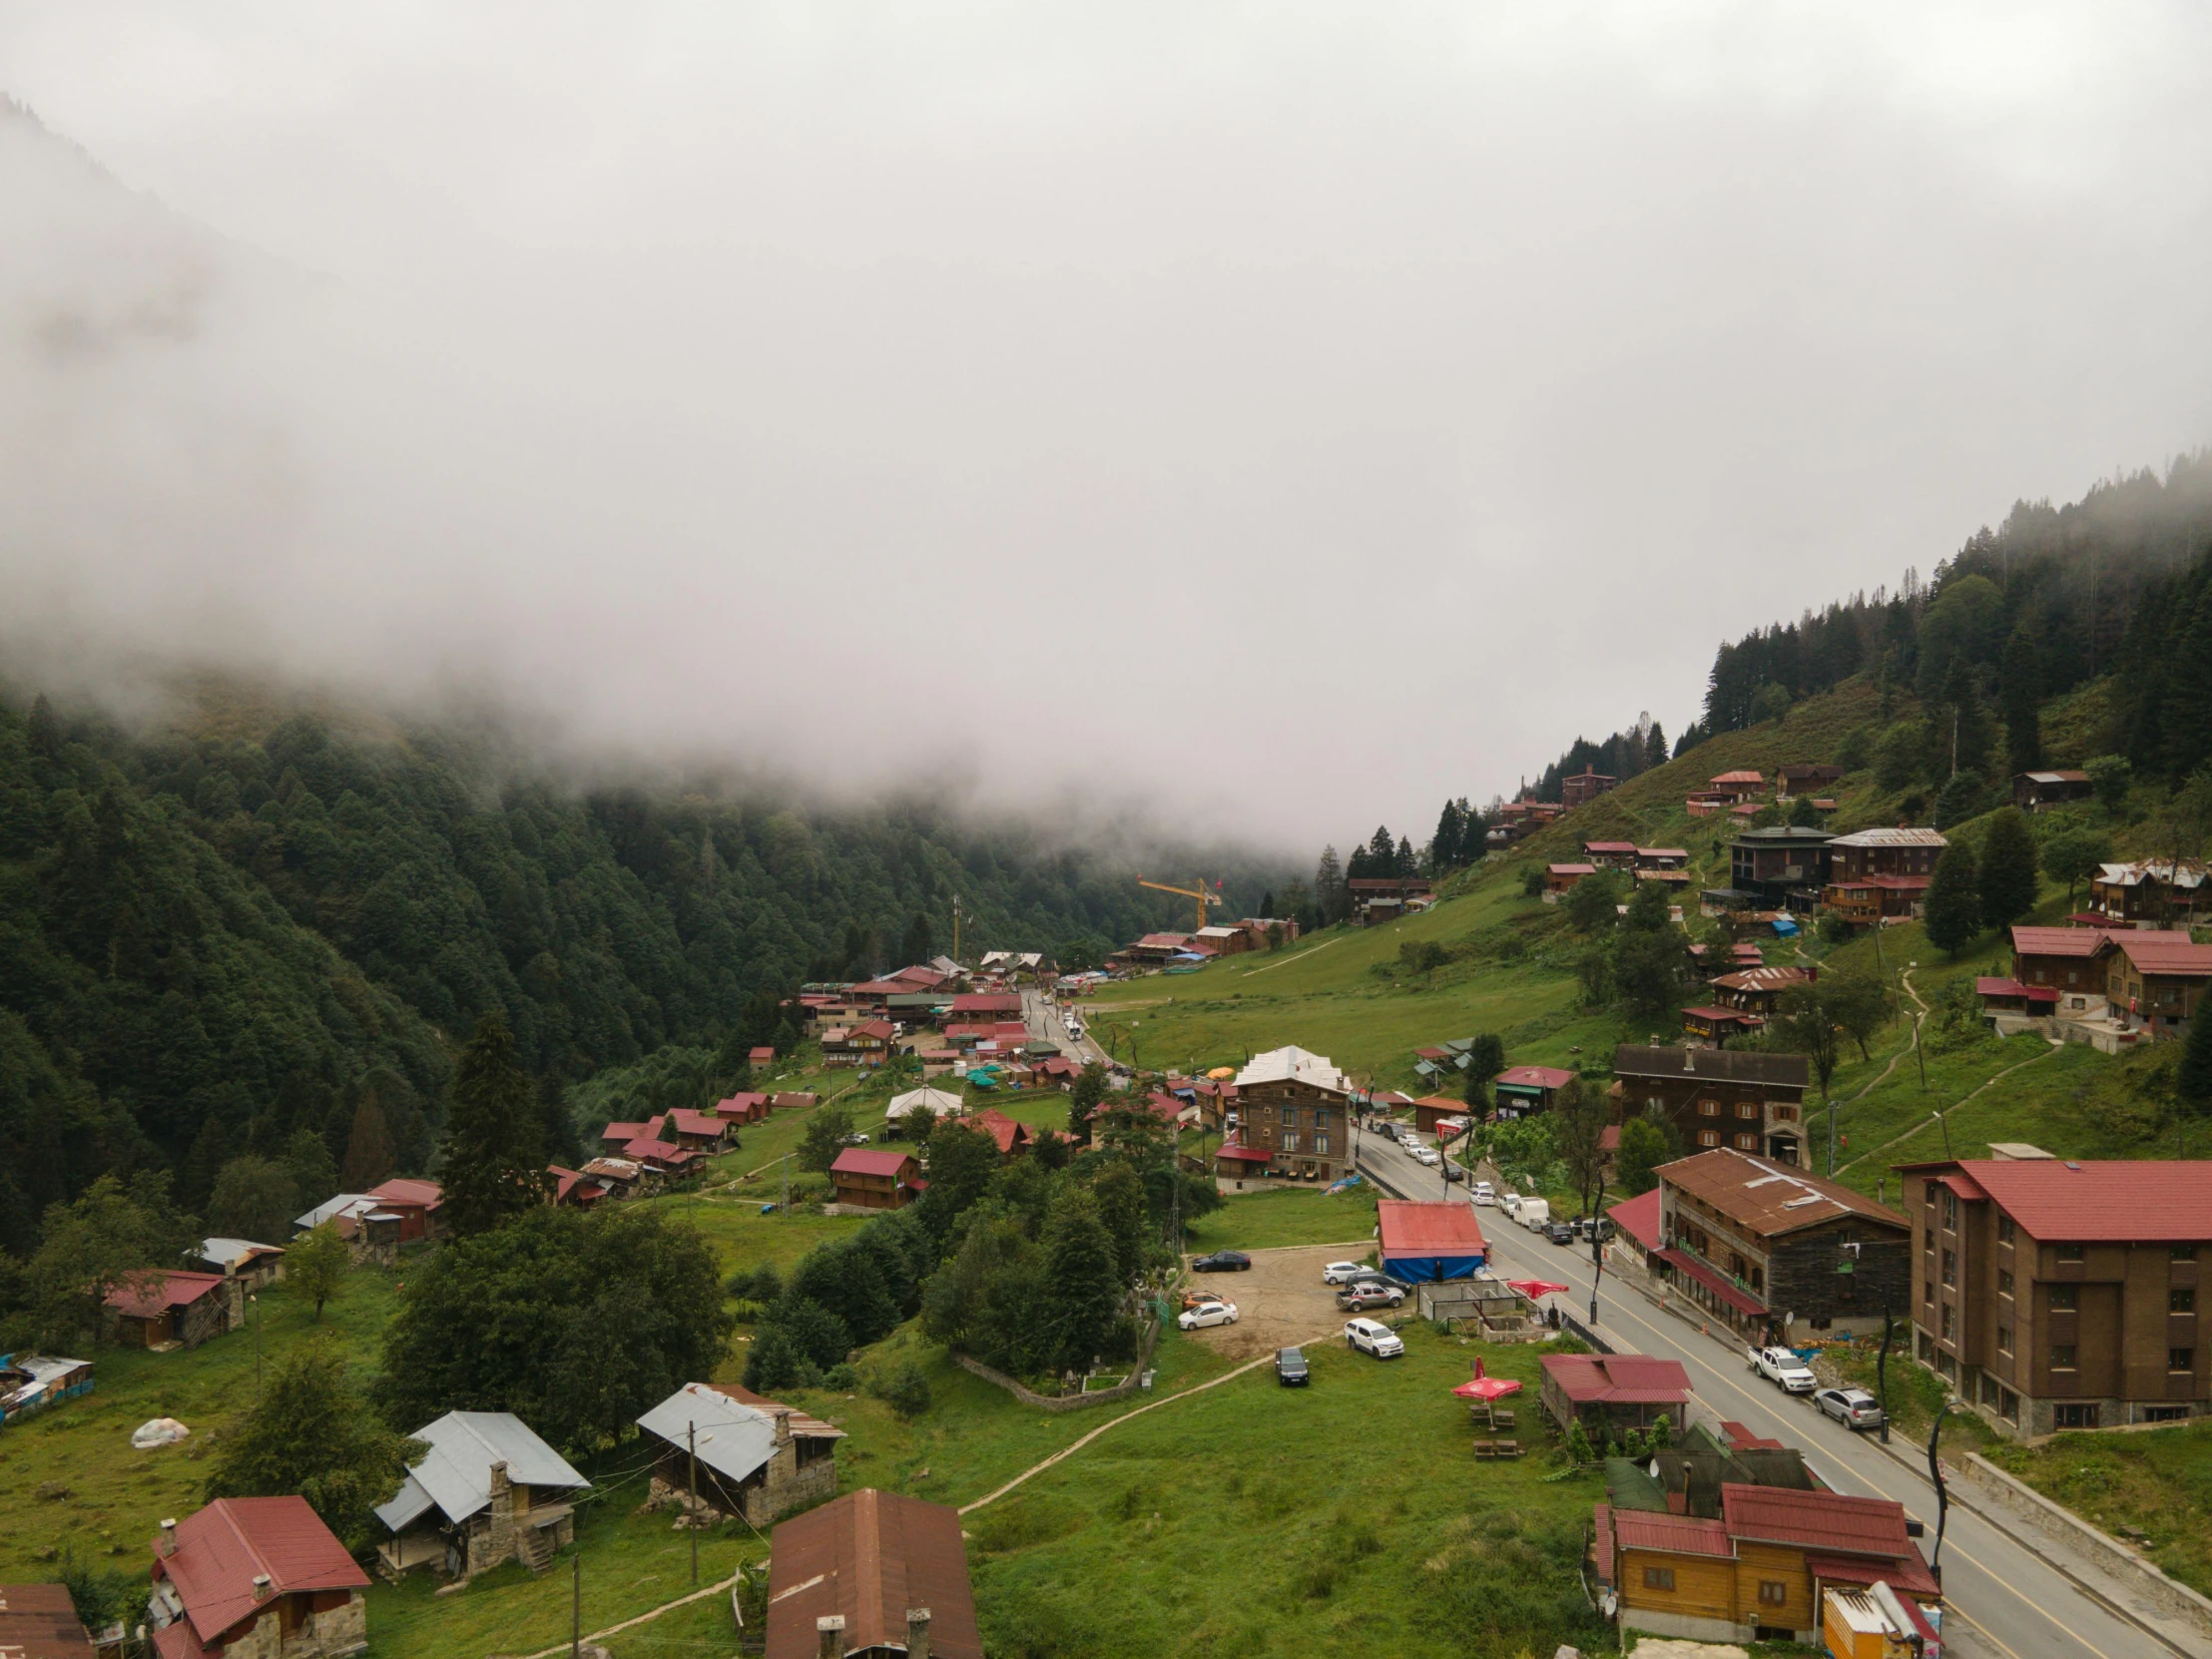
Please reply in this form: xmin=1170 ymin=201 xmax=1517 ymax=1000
xmin=954 ymin=1321 xmax=1161 ymax=1412
xmin=1953 ymin=1451 xmax=2212 ymax=1640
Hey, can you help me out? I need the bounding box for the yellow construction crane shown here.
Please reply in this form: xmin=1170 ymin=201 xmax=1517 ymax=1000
xmin=1137 ymin=875 xmax=1223 ymax=934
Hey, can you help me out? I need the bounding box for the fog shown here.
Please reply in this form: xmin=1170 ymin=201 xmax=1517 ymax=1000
xmin=4 ymin=3 xmax=2212 ymax=850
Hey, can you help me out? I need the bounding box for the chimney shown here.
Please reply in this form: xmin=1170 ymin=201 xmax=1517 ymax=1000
xmin=251 ymin=1574 xmax=272 ymax=1601
xmin=773 ymin=1408 xmax=792 ymax=1446
xmin=816 ymin=1614 xmax=845 ymax=1658
xmin=159 ymin=1519 xmax=178 ymax=1556
xmin=906 ymin=1608 xmax=932 ymax=1659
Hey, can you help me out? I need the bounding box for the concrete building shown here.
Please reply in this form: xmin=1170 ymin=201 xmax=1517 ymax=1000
xmin=1218 ymin=1045 xmax=1351 ymax=1184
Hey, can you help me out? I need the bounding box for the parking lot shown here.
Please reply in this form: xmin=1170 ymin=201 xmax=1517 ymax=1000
xmin=1179 ymin=1243 xmax=1376 ymax=1361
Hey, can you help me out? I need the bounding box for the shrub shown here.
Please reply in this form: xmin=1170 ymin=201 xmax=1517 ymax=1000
xmin=875 ymin=1361 xmax=933 ymax=1419
xmin=822 ymin=1363 xmax=860 ymax=1391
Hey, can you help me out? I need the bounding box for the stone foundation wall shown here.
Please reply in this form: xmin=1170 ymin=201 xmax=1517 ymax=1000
xmin=744 ymin=1447 xmax=837 ymax=1526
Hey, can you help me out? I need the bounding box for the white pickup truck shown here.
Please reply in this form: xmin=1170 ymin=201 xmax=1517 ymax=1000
xmin=1748 ymin=1345 xmax=1819 ymax=1394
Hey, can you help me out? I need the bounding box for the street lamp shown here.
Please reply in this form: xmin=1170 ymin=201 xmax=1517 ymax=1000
xmin=1928 ymin=1394 xmax=1957 ymax=1583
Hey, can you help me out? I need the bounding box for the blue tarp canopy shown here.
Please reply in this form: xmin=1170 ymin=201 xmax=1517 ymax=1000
xmin=1381 ymin=1252 xmax=1486 ymax=1284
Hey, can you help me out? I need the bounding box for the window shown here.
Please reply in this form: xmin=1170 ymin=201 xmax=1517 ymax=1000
xmin=2051 ymin=1345 xmax=2077 ymax=1370
xmin=1736 ymin=1133 xmax=1759 ymax=1150
xmin=1642 ymin=1567 xmax=1675 ymax=1592
xmin=1999 ymin=1271 xmax=2014 ymax=1297
xmin=1280 ymin=1106 xmax=1299 ymax=1126
xmin=1699 ymin=1098 xmax=1720 ymax=1117
xmin=1925 ymin=1225 xmax=1937 ymax=1252
xmin=1314 ymin=1133 xmax=1330 ymax=1155
xmin=2057 ymin=1243 xmax=2085 ymax=1264
xmin=1773 ymin=1105 xmax=1797 ymax=1122
xmin=1923 ymin=1278 xmax=1935 ymax=1307
xmin=2049 ymin=1284 xmax=2078 ymax=1312
xmin=1941 ymin=1250 xmax=1956 ymax=1287
xmin=2001 ymin=1387 xmax=2020 ymax=1423
xmin=2143 ymin=1405 xmax=2189 ymax=1422
xmin=2054 ymin=1403 xmax=2099 ymax=1429
xmin=1918 ymin=1331 xmax=1935 ymax=1361
xmin=1737 ymin=1101 xmax=1759 ymax=1119
xmin=1282 ymin=1132 xmax=1300 ymax=1154
xmin=1940 ymin=1305 xmax=1955 ymax=1341
xmin=2171 ymin=1349 xmax=2196 ymax=1374
xmin=1698 ymin=1130 xmax=1720 ymax=1148
xmin=1998 ymin=1215 xmax=2016 ymax=1246
xmin=2175 ymin=1289 xmax=2197 ymax=1314
xmin=2174 ymin=1244 xmax=2199 ymax=1263
xmin=1942 ymin=1190 xmax=1958 ymax=1230
xmin=1758 ymin=1580 xmax=1788 ymax=1607
xmin=1998 ymin=1326 xmax=2012 ymax=1354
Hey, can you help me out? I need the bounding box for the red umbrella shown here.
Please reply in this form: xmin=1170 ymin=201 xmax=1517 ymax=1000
xmin=1506 ymin=1278 xmax=1569 ymax=1301
xmin=1452 ymin=1376 xmax=1522 ymax=1400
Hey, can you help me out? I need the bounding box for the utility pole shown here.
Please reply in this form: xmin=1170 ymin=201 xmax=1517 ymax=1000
xmin=688 ymin=1421 xmax=700 ymax=1584
xmin=571 ymin=1551 xmax=581 ymax=1659
xmin=251 ymin=1294 xmax=262 ymax=1392
xmin=781 ymin=1154 xmax=791 ymax=1216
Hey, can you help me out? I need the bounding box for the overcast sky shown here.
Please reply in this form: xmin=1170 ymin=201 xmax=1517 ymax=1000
xmin=4 ymin=3 xmax=2212 ymax=851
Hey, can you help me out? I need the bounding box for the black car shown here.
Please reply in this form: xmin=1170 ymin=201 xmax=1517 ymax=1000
xmin=1544 ymin=1221 xmax=1575 ymax=1245
xmin=1193 ymin=1251 xmax=1252 ymax=1273
xmin=1276 ymin=1347 xmax=1310 ymax=1386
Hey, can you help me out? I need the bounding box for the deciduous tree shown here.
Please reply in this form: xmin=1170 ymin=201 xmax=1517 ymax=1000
xmin=208 ymin=1342 xmax=421 ymax=1548
xmin=1041 ymin=1187 xmax=1123 ymax=1375
xmin=205 ymin=1156 xmax=298 ymax=1247
xmin=285 ymin=1223 xmax=349 ymax=1323
xmin=1615 ymin=1116 xmax=1671 ymax=1197
xmin=799 ymin=1102 xmax=855 ymax=1174
xmin=1924 ymin=841 xmax=1982 ymax=956
xmin=2041 ymin=829 xmax=2112 ymax=907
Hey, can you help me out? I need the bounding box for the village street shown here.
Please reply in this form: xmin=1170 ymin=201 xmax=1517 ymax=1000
xmin=1351 ymin=1130 xmax=2205 ymax=1659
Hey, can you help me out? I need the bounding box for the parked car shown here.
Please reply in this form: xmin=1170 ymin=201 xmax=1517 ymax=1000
xmin=1345 ymin=1319 xmax=1404 ymax=1359
xmin=1179 ymin=1300 xmax=1240 ymax=1331
xmin=1276 ymin=1347 xmax=1311 ymax=1386
xmin=1500 ymin=1192 xmax=1523 ymax=1219
xmin=838 ymin=1132 xmax=871 ymax=1146
xmin=1372 ymin=1121 xmax=1403 ymax=1142
xmin=1338 ymin=1284 xmax=1405 ymax=1312
xmin=1322 ymin=1261 xmax=1371 ymax=1285
xmin=1471 ymin=1182 xmax=1496 ymax=1206
xmin=1749 ymin=1346 xmax=1819 ymax=1393
xmin=1410 ymin=1146 xmax=1441 ymax=1167
xmin=1543 ymin=1221 xmax=1575 ymax=1246
xmin=1443 ymin=1163 xmax=1465 ymax=1184
xmin=1192 ymin=1251 xmax=1252 ymax=1273
xmin=1815 ymin=1386 xmax=1887 ymax=1430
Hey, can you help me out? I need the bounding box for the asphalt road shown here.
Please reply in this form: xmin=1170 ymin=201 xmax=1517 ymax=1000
xmin=1352 ymin=1127 xmax=2201 ymax=1659
xmin=1024 ymin=986 xmax=1107 ymax=1066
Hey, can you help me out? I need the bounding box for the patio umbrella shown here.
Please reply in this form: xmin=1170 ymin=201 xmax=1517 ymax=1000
xmin=1451 ymin=1376 xmax=1522 ymax=1400
xmin=1506 ymin=1279 xmax=1569 ymax=1301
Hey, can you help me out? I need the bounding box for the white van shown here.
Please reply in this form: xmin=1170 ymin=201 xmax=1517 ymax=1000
xmin=1517 ymin=1198 xmax=1551 ymax=1231
xmin=1500 ymin=1193 xmax=1523 ymax=1220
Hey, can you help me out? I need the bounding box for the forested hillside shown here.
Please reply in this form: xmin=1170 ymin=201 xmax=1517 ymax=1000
xmin=0 ymin=683 xmax=1289 ymax=1252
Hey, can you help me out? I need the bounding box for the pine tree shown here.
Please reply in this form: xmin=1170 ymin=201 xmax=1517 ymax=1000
xmin=1042 ymin=1188 xmax=1123 ymax=1375
xmin=1315 ymin=845 xmax=1346 ymax=924
xmin=340 ymin=1098 xmax=395 ymax=1189
xmin=901 ymin=911 xmax=933 ymax=967
xmin=439 ymin=1014 xmax=550 ymax=1236
xmin=1977 ymin=808 xmax=2040 ymax=929
xmin=2000 ymin=625 xmax=2043 ymax=772
xmin=1924 ymin=841 xmax=1982 ymax=957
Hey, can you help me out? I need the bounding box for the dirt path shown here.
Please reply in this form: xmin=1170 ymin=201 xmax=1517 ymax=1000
xmin=1237 ymin=936 xmax=1342 ymax=976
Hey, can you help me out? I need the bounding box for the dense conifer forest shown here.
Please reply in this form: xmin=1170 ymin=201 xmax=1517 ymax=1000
xmin=0 ymin=686 xmax=1285 ymax=1252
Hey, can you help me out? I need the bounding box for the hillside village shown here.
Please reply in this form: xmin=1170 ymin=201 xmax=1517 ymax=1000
xmin=13 ymin=497 xmax=2212 ymax=1658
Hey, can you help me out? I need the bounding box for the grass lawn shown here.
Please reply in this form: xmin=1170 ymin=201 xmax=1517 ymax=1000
xmin=1183 ymin=1185 xmax=1380 ymax=1254
xmin=0 ymin=1266 xmax=400 ymax=1586
xmin=1979 ymin=1421 xmax=2212 ymax=1600
xmin=958 ymin=1323 xmax=1611 ymax=1657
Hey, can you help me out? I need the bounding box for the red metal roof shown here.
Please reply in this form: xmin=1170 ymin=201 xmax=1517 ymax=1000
xmin=2107 ymin=933 xmax=2212 ymax=976
xmin=1377 ymin=1201 xmax=1488 ymax=1258
xmin=949 ymin=993 xmax=1022 ymax=1014
xmin=1494 ymin=1065 xmax=1575 ymax=1091
xmin=2012 ymin=924 xmax=2106 ymax=958
xmin=0 ymin=1581 xmax=97 ymax=1659
xmin=1899 ymin=1158 xmax=2212 ymax=1242
xmin=748 ymin=1046 xmax=777 ymax=1061
xmin=1214 ymin=1141 xmax=1273 ymax=1163
xmin=830 ymin=1148 xmax=918 ymax=1180
xmin=1720 ymin=1484 xmax=1916 ymax=1561
xmin=106 ymin=1270 xmax=228 ymax=1318
xmin=1607 ymin=1188 xmax=1663 ymax=1251
xmin=368 ymin=1178 xmax=442 ymax=1211
xmin=1718 ymin=1420 xmax=1787 ymax=1452
xmin=1711 ymin=771 xmax=1765 ymax=785
xmin=1806 ymin=1551 xmax=1941 ymax=1599
xmin=765 ymin=1488 xmax=980 ymax=1659
xmin=1583 ymin=841 xmax=1638 ymax=854
xmin=1548 ymin=862 xmax=1598 ymax=875
xmin=1636 ymin=847 xmax=1688 ymax=859
xmin=1611 ymin=1507 xmax=1734 ymax=1557
xmin=969 ymin=1109 xmax=1030 ymax=1155
xmin=153 ymin=1498 xmax=367 ymax=1648
xmin=1541 ymin=1353 xmax=1692 ymax=1404
xmin=669 ymin=1109 xmax=726 ymax=1137
xmin=1976 ymin=976 xmax=2057 ymax=1003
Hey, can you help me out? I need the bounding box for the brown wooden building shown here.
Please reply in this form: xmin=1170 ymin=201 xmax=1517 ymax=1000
xmin=830 ymin=1148 xmax=922 ymax=1210
xmin=2088 ymin=858 xmax=2206 ymax=924
xmin=2012 ymin=769 xmax=2094 ymax=811
xmin=2094 ymin=930 xmax=2212 ymax=1037
xmin=105 ymin=1271 xmax=241 ymax=1351
xmin=1611 ymin=1046 xmax=1810 ymax=1165
xmin=1229 ymin=1045 xmax=1351 ymax=1182
xmin=1561 ymin=770 xmax=1617 ymax=808
xmin=1707 ymin=965 xmax=1812 ymax=1018
xmin=1655 ymin=1149 xmax=1910 ymax=1346
xmin=765 ymin=1488 xmax=980 ymax=1659
xmin=1776 ymin=763 xmax=1845 ymax=798
xmin=1727 ymin=828 xmax=1834 ymax=911
xmin=1898 ymin=1152 xmax=2212 ymax=1435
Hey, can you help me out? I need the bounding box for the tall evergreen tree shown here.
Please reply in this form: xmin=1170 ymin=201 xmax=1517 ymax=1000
xmin=340 ymin=1098 xmax=396 ymax=1190
xmin=1314 ymin=845 xmax=1346 ymax=924
xmin=438 ymin=1014 xmax=550 ymax=1236
xmin=900 ymin=911 xmax=933 ymax=967
xmin=1924 ymin=841 xmax=1982 ymax=956
xmin=2177 ymin=1007 xmax=2212 ymax=1152
xmin=1041 ymin=1187 xmax=1123 ymax=1375
xmin=1999 ymin=624 xmax=2044 ymax=772
xmin=1977 ymin=809 xmax=2040 ymax=929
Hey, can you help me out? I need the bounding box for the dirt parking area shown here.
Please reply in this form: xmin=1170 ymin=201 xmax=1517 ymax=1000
xmin=1179 ymin=1244 xmax=1373 ymax=1361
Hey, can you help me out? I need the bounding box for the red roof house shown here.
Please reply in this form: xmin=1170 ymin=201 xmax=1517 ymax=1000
xmin=748 ymin=1045 xmax=777 ymax=1066
xmin=948 ymin=993 xmax=1023 ymax=1019
xmin=1539 ymin=1353 xmax=1692 ymax=1431
xmin=149 ymin=1497 xmax=369 ymax=1659
xmin=830 ymin=1148 xmax=923 ymax=1211
xmin=968 ymin=1108 xmax=1032 ymax=1158
xmin=1606 ymin=1187 xmax=1663 ymax=1257
xmin=1376 ymin=1201 xmax=1488 ymax=1281
xmin=106 ymin=1271 xmax=239 ymax=1351
xmin=764 ymin=1488 xmax=980 ymax=1659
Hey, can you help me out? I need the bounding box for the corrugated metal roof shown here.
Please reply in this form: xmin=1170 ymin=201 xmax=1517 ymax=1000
xmin=196 ymin=1238 xmax=283 ymax=1270
xmin=1610 ymin=1508 xmax=1734 ymax=1558
xmin=1608 ymin=1188 xmax=1663 ymax=1251
xmin=1613 ymin=1045 xmax=1808 ymax=1087
xmin=638 ymin=1382 xmax=776 ymax=1487
xmin=0 ymin=1581 xmax=93 ymax=1659
xmin=831 ymin=1148 xmax=917 ymax=1179
xmin=1377 ymin=1201 xmax=1487 ymax=1258
xmin=1233 ymin=1045 xmax=1348 ymax=1093
xmin=2012 ymin=924 xmax=2105 ymax=958
xmin=375 ymin=1412 xmax=588 ymax=1532
xmin=2107 ymin=933 xmax=2212 ymax=975
xmin=1828 ymin=827 xmax=1948 ymax=847
xmin=1658 ymin=1148 xmax=1905 ymax=1238
xmin=1900 ymin=1158 xmax=2212 ymax=1242
xmin=155 ymin=1498 xmax=367 ymax=1647
xmin=765 ymin=1488 xmax=981 ymax=1659
xmin=1721 ymin=1483 xmax=1913 ymax=1559
xmin=106 ymin=1271 xmax=228 ymax=1318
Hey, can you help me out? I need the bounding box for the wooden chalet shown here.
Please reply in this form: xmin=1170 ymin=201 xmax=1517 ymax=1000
xmin=2095 ymin=930 xmax=2212 ymax=1037
xmin=1708 ymin=965 xmax=1812 ymax=1018
xmin=1612 ymin=1045 xmax=1809 ymax=1165
xmin=1489 ymin=1064 xmax=1575 ymax=1120
xmin=1707 ymin=770 xmax=1767 ymax=803
xmin=1776 ymin=763 xmax=1844 ymax=798
xmin=1728 ymin=828 xmax=1834 ymax=911
xmin=106 ymin=1271 xmax=241 ymax=1351
xmin=1681 ymin=1005 xmax=1764 ymax=1045
xmin=1583 ymin=840 xmax=1639 ymax=869
xmin=1538 ymin=1352 xmax=1691 ymax=1436
xmin=1547 ymin=862 xmax=1598 ymax=894
xmin=830 ymin=1148 xmax=922 ymax=1210
xmin=2089 ymin=859 xmax=2207 ymax=925
xmin=191 ymin=1239 xmax=286 ymax=1291
xmin=1348 ymin=876 xmax=1431 ymax=924
xmin=1637 ymin=846 xmax=1690 ymax=870
xmin=1561 ymin=770 xmax=1616 ymax=808
xmin=2009 ymin=924 xmax=2107 ymax=1008
xmin=2012 ymin=769 xmax=2094 ymax=812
